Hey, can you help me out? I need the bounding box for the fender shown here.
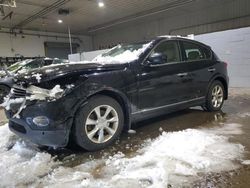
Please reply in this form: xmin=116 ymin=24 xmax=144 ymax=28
xmin=71 ymin=84 xmax=132 ymax=130
xmin=206 ymin=73 xmax=229 ymax=99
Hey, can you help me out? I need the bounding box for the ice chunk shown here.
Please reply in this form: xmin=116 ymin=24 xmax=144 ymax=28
xmin=27 ymin=85 xmax=64 ymax=101
xmin=49 ymin=85 xmax=64 ymax=98
xmin=32 ymin=73 xmax=42 ymax=83
xmin=0 ymin=97 xmax=25 ymax=110
xmin=128 ymin=129 xmax=136 ymax=134
xmin=242 ymin=160 xmax=250 ymax=165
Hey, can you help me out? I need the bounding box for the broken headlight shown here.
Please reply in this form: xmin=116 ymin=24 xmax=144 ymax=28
xmin=26 ymin=85 xmax=64 ymax=101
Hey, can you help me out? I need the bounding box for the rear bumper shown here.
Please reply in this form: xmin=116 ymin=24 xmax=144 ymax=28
xmin=8 ymin=118 xmax=70 ymax=147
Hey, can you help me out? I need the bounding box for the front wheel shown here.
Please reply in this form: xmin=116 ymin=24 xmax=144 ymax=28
xmin=73 ymin=95 xmax=124 ymax=151
xmin=203 ymin=81 xmax=225 ymax=112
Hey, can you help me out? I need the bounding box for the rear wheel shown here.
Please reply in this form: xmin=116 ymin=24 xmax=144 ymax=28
xmin=73 ymin=95 xmax=124 ymax=151
xmin=203 ymin=81 xmax=225 ymax=112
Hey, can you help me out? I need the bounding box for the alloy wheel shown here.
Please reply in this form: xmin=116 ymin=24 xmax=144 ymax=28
xmin=211 ymin=85 xmax=224 ymax=108
xmin=85 ymin=105 xmax=119 ymax=144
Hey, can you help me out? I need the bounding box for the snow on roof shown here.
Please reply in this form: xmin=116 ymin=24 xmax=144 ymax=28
xmin=158 ymin=34 xmax=195 ymax=40
xmin=92 ymin=42 xmax=152 ymax=64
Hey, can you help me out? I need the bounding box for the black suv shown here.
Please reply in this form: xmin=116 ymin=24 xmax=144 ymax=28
xmin=2 ymin=37 xmax=229 ymax=151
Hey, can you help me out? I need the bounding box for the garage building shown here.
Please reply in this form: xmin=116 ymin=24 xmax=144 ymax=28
xmin=1 ymin=0 xmax=250 ymax=187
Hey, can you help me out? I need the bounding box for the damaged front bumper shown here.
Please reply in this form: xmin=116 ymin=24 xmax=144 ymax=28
xmin=3 ymin=84 xmax=80 ymax=148
xmin=5 ymin=98 xmax=75 ymax=147
xmin=8 ymin=117 xmax=70 ymax=147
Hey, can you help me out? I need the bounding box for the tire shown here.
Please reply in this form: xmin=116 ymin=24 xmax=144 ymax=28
xmin=73 ymin=95 xmax=124 ymax=151
xmin=0 ymin=85 xmax=10 ymax=104
xmin=203 ymin=80 xmax=225 ymax=112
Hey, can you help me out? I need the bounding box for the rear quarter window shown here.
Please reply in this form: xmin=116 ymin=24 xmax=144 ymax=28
xmin=201 ymin=46 xmax=212 ymax=60
xmin=182 ymin=41 xmax=212 ymax=61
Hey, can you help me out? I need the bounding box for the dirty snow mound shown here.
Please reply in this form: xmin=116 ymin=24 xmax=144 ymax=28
xmin=242 ymin=160 xmax=250 ymax=165
xmin=41 ymin=124 xmax=244 ymax=188
xmin=0 ymin=124 xmax=59 ymax=187
xmin=0 ymin=123 xmax=245 ymax=187
xmin=238 ymin=112 xmax=250 ymax=118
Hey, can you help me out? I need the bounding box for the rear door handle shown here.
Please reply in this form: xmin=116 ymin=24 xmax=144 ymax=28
xmin=177 ymin=73 xmax=188 ymax=77
xmin=208 ymin=68 xmax=216 ymax=72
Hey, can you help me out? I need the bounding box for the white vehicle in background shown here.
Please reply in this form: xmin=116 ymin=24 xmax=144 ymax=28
xmin=0 ymin=58 xmax=69 ymax=78
xmin=0 ymin=58 xmax=69 ymax=103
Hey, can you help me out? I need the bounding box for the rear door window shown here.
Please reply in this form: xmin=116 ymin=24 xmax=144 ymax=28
xmin=182 ymin=41 xmax=211 ymax=61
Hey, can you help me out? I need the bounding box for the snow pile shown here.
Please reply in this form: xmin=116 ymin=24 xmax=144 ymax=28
xmin=92 ymin=43 xmax=151 ymax=64
xmin=242 ymin=160 xmax=250 ymax=165
xmin=0 ymin=122 xmax=246 ymax=187
xmin=42 ymin=124 xmax=244 ymax=188
xmin=98 ymin=129 xmax=243 ymax=187
xmin=0 ymin=125 xmax=59 ymax=187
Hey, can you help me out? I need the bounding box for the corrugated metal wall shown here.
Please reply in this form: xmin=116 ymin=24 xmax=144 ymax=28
xmin=92 ymin=0 xmax=250 ymax=50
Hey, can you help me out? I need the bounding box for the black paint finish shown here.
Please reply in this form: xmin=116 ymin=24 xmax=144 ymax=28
xmin=5 ymin=37 xmax=229 ymax=147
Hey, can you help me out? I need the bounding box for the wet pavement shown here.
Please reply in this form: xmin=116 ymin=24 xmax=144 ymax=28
xmin=0 ymin=108 xmax=7 ymax=125
xmin=0 ymin=88 xmax=250 ymax=187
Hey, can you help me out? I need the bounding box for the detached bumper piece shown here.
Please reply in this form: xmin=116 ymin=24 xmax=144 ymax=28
xmin=9 ymin=118 xmax=68 ymax=147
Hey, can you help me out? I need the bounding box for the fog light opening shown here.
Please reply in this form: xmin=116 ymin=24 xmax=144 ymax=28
xmin=33 ymin=116 xmax=50 ymax=127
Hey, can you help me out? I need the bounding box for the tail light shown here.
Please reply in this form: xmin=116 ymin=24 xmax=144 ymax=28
xmin=223 ymin=61 xmax=228 ymax=68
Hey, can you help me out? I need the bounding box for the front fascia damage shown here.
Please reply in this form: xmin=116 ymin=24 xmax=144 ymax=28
xmin=1 ymin=84 xmax=68 ymax=118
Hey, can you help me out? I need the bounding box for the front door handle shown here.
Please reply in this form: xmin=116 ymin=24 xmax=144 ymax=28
xmin=208 ymin=68 xmax=216 ymax=72
xmin=177 ymin=73 xmax=188 ymax=77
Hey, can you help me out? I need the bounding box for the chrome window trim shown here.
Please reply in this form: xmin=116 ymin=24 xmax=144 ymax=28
xmin=147 ymin=59 xmax=212 ymax=67
xmin=142 ymin=39 xmax=212 ymax=67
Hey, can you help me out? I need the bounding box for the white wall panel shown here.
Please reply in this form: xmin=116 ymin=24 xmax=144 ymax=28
xmin=0 ymin=29 xmax=93 ymax=57
xmin=195 ymin=27 xmax=250 ymax=87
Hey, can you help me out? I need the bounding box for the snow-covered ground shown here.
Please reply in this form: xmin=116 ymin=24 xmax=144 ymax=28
xmin=0 ymin=121 xmax=247 ymax=188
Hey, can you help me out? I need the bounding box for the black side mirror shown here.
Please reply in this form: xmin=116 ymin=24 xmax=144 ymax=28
xmin=147 ymin=53 xmax=168 ymax=65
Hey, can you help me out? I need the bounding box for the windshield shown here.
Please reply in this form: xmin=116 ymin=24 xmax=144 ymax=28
xmin=92 ymin=42 xmax=151 ymax=64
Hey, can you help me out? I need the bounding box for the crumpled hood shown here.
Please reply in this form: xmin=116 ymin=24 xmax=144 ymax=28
xmin=14 ymin=62 xmax=128 ymax=85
